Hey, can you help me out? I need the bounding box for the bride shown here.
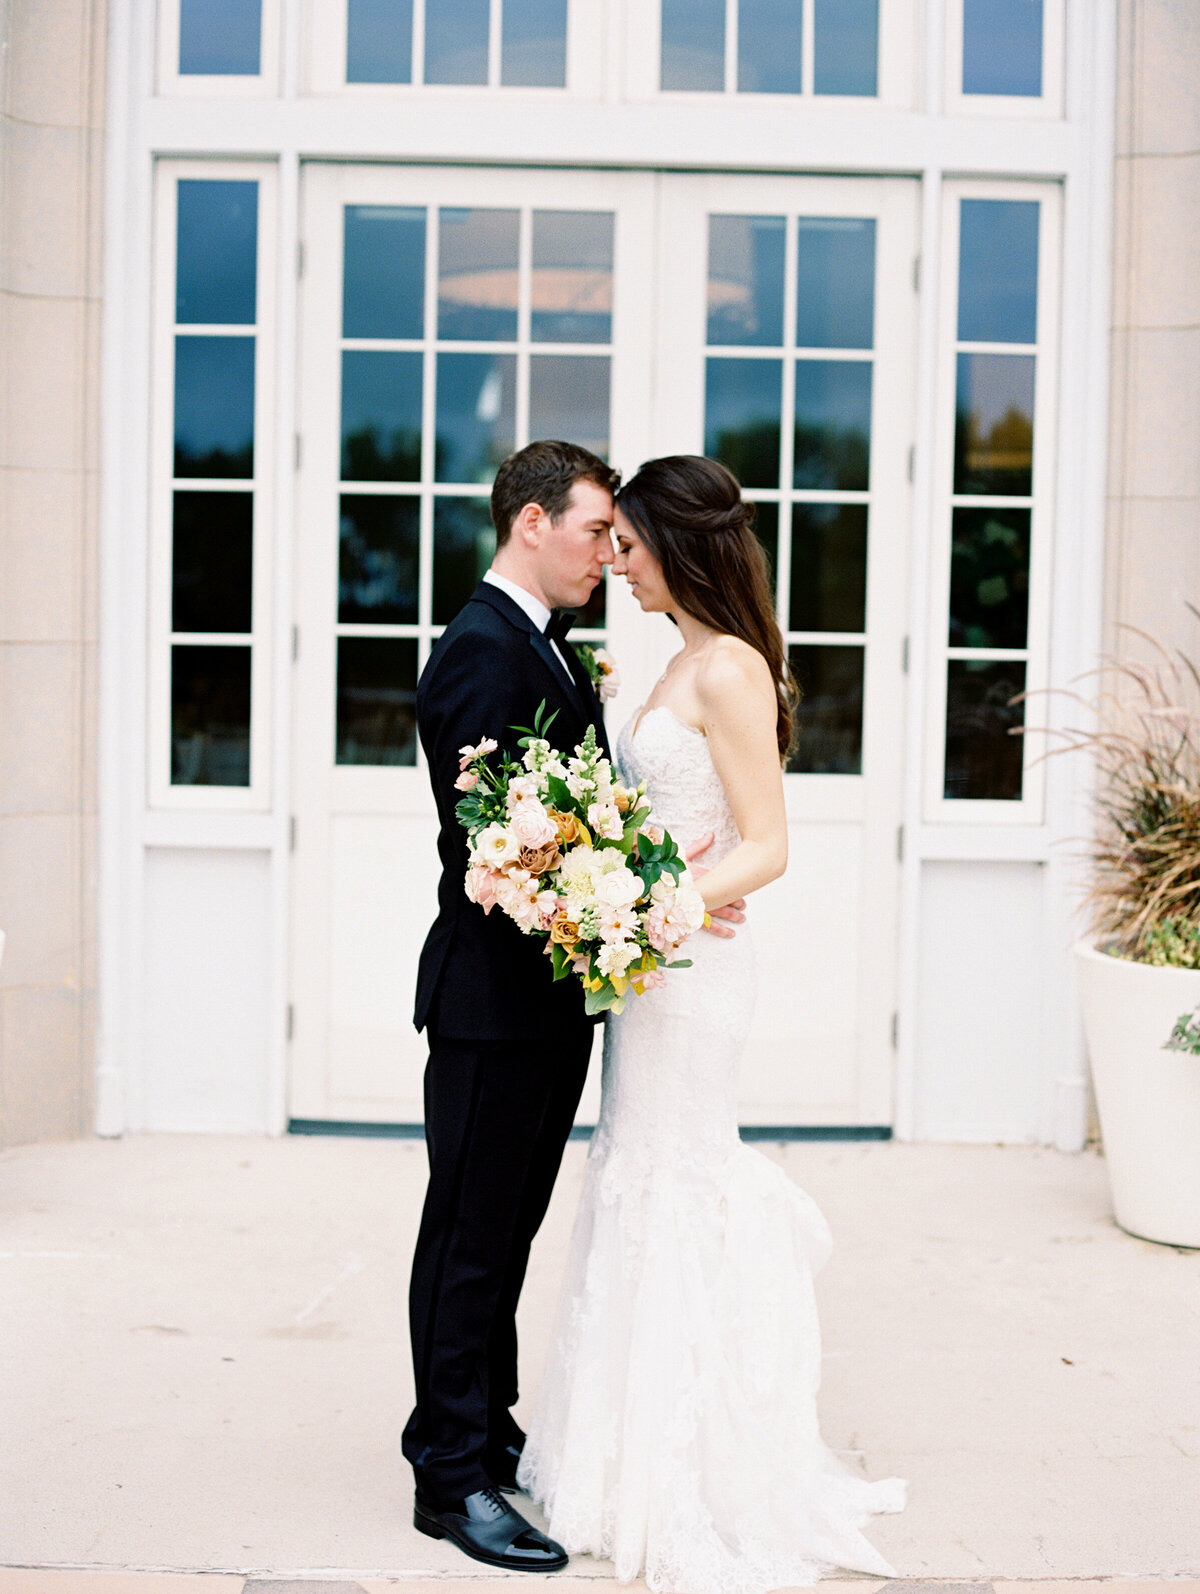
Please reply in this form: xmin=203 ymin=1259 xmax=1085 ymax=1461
xmin=517 ymin=455 xmax=905 ymax=1594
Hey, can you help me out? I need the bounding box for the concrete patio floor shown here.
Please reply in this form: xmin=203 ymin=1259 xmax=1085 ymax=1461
xmin=1 ymin=1134 xmax=1197 ymax=1585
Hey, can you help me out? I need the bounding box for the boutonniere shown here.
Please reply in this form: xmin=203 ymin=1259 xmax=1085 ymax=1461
xmin=574 ymin=643 xmax=620 ymax=703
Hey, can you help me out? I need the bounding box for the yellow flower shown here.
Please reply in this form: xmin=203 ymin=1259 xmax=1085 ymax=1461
xmin=549 ymin=913 xmax=581 ymax=951
xmin=547 ymin=809 xmax=592 ymax=848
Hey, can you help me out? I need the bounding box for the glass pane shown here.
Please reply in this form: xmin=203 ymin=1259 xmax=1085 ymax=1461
xmin=949 ymin=506 xmax=1031 ymax=650
xmin=954 ymin=354 xmax=1034 ymax=496
xmin=171 ymin=644 xmax=251 ymax=786
xmin=438 ymin=209 xmax=520 ymax=341
xmin=176 ymin=181 xmax=257 ymax=326
xmin=577 ymin=570 xmax=607 ymax=630
xmin=707 ymin=215 xmax=785 ymax=347
xmin=502 ymin=0 xmax=568 ymax=86
xmin=433 ymin=497 xmax=497 ymax=623
xmin=790 ymin=503 xmax=868 ymax=632
xmin=179 ymin=0 xmax=261 ymax=74
xmin=174 ymin=335 xmax=255 ymax=478
xmin=341 ymin=351 xmax=423 ymax=482
xmin=343 ymin=206 xmax=425 ymax=340
xmin=787 ymin=643 xmax=863 ymax=774
xmin=944 ymin=659 xmax=1026 ymax=800
xmin=958 ymin=200 xmax=1039 ymax=345
xmin=795 ymin=218 xmax=875 ymax=350
xmin=793 ymin=359 xmax=872 ymax=490
xmin=435 ymin=352 xmax=517 ymax=482
xmin=529 ymin=355 xmax=610 ymax=460
xmin=347 ymin=0 xmax=413 ymax=83
xmin=751 ymin=501 xmax=778 ymax=599
xmin=704 ymin=358 xmax=782 ymax=489
xmin=814 ymin=0 xmax=878 ymax=95
xmin=963 ymin=0 xmax=1043 ymax=96
xmin=337 ymin=638 xmax=418 ymax=765
xmin=738 ymin=0 xmax=802 ymax=94
xmin=424 ymin=0 xmax=489 ymax=84
xmin=661 ymin=0 xmax=724 ymax=90
xmin=339 ymin=495 xmax=420 ymax=624
xmin=531 ymin=211 xmax=614 ymax=343
xmin=172 ymin=491 xmax=253 ymax=633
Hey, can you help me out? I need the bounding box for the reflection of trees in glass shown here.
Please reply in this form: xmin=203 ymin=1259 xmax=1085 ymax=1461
xmin=787 ymin=644 xmax=863 ymax=774
xmin=336 ymin=639 xmax=418 ymax=765
xmin=171 ymin=645 xmax=251 ymax=786
xmin=943 ymin=660 xmax=1025 ymax=800
xmin=174 ymin=440 xmax=253 ymax=478
xmin=953 ymin=403 xmax=1033 ymax=496
xmin=339 ymin=496 xmax=419 ymax=623
xmin=172 ymin=491 xmax=253 ymax=632
xmin=793 ymin=422 xmax=869 ymax=491
xmin=949 ymin=507 xmax=1030 ymax=649
xmin=341 ymin=424 xmax=421 ymax=482
xmin=433 ymin=499 xmax=496 ymax=623
xmin=710 ymin=421 xmax=780 ymax=490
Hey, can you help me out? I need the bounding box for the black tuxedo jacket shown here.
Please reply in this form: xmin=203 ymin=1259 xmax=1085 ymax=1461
xmin=413 ymin=580 xmax=612 ymax=1041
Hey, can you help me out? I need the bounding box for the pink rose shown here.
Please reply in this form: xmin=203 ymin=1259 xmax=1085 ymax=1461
xmin=509 ymin=800 xmax=558 ymax=850
xmin=464 ymin=864 xmax=504 ymax=915
xmin=454 ymin=769 xmax=479 ymax=791
xmin=644 ymin=905 xmax=671 ymax=953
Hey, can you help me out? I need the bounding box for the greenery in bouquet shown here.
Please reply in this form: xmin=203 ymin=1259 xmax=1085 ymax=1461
xmin=453 ymin=705 xmax=705 ymax=1014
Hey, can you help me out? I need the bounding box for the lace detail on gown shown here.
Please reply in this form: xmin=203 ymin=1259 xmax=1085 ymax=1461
xmin=518 ymin=707 xmax=906 ymax=1594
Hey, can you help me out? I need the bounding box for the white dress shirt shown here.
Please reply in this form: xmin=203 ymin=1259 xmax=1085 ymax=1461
xmin=482 ymin=569 xmax=576 ymax=689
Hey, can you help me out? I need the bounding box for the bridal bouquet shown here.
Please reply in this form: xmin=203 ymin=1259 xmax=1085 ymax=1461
xmin=454 ymin=708 xmax=706 ymax=1014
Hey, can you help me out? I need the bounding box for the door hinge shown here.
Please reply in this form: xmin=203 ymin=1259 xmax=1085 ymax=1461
xmin=896 ymin=823 xmax=904 ymax=862
xmin=902 ymin=635 xmax=910 ymax=674
xmin=294 ymin=432 xmax=302 ymax=470
xmin=912 ymin=254 xmax=921 ymax=292
xmin=907 ymin=444 xmax=916 ymax=483
xmin=891 ymin=1011 xmax=900 ymax=1048
xmin=286 ymin=1003 xmax=295 ymax=1041
xmin=289 ymin=815 xmax=297 ymax=852
xmin=291 ymin=624 xmax=299 ymax=662
xmin=296 ymin=240 xmax=305 ymax=278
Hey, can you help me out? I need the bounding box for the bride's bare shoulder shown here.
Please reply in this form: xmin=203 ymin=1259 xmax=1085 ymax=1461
xmin=695 ymin=636 xmax=773 ymax=715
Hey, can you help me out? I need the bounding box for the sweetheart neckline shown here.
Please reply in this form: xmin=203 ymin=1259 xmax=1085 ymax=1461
xmin=629 ymin=703 xmax=706 ymax=743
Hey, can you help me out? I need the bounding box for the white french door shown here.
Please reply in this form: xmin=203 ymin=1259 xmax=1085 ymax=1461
xmin=289 ymin=164 xmax=916 ymax=1127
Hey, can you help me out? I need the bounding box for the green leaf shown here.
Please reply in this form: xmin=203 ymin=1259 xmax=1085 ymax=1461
xmin=667 ymin=959 xmax=693 ymax=969
xmin=550 ymin=941 xmax=571 ymax=982
xmin=583 ymin=982 xmax=619 ymax=1015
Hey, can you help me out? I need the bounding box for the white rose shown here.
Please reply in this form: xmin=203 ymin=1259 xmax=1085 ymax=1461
xmin=593 ymin=865 xmax=642 ymax=910
xmin=473 ymin=823 xmax=520 ymax=869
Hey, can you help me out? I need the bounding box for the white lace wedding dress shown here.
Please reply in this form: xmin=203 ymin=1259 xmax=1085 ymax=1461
xmin=518 ymin=707 xmax=906 ymax=1594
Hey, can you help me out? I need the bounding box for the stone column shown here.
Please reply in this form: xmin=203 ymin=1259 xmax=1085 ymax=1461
xmin=0 ymin=0 xmax=106 ymax=1143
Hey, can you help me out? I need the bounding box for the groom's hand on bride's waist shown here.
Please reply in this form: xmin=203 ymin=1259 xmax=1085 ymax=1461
xmin=684 ymin=833 xmax=746 ymax=940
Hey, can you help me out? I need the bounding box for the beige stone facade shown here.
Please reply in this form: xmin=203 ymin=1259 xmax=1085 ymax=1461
xmin=0 ymin=0 xmax=105 ymax=1143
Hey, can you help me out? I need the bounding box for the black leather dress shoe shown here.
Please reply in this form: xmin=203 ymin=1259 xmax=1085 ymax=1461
xmin=413 ymin=1484 xmax=568 ymax=1571
xmin=484 ymin=1440 xmax=524 ymax=1493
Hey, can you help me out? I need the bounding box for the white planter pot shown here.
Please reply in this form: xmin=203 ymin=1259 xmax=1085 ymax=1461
xmin=1073 ymin=940 xmax=1200 ymax=1247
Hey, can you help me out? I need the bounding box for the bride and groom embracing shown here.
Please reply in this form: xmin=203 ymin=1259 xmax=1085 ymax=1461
xmin=403 ymin=439 xmax=905 ymax=1593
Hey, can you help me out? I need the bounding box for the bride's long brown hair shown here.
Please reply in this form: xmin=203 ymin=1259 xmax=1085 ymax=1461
xmin=615 ymin=455 xmax=798 ymax=763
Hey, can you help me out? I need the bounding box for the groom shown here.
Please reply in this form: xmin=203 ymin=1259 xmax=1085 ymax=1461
xmin=403 ymin=440 xmax=622 ymax=1570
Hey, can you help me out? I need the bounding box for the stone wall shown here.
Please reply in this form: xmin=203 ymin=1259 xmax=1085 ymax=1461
xmin=1106 ymin=1 xmax=1200 ymax=667
xmin=0 ymin=0 xmax=105 ymax=1143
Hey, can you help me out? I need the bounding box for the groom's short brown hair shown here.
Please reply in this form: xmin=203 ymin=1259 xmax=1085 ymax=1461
xmin=491 ymin=440 xmax=621 ymax=547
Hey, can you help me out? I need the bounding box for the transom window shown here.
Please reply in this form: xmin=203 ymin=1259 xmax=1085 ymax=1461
xmin=661 ymin=0 xmax=879 ymax=97
xmin=347 ymin=0 xmax=568 ymax=86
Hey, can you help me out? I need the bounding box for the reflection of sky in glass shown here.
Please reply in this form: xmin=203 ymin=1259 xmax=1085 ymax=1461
xmin=532 ymin=211 xmax=614 ymax=343
xmin=177 ymin=181 xmax=257 ymax=325
xmin=661 ymin=0 xmax=724 ymax=90
xmin=337 ymin=638 xmax=419 ymax=766
xmin=174 ymin=336 xmax=255 ymax=478
xmin=343 ymin=207 xmax=425 ymax=339
xmin=707 ymin=215 xmax=785 ymax=347
xmin=530 ymin=356 xmax=611 ymax=460
xmin=502 ymin=0 xmax=568 ymax=86
xmin=339 ymin=495 xmax=420 ymax=623
xmin=958 ymin=200 xmax=1039 ymax=344
xmin=738 ymin=0 xmax=802 ymax=94
xmin=434 ymin=498 xmax=497 ymax=623
xmin=425 ymin=0 xmax=489 ymax=84
xmin=787 ymin=644 xmax=864 ymax=774
xmin=795 ymin=218 xmax=875 ymax=349
xmin=439 ymin=209 xmax=520 ymax=341
xmin=341 ymin=351 xmax=423 ymax=481
xmin=954 ymin=354 xmax=1034 ymax=496
xmin=704 ymin=358 xmax=783 ymax=489
xmin=347 ymin=0 xmax=413 ymax=83
xmin=944 ymin=659 xmax=1027 ymax=800
xmin=814 ymin=0 xmax=878 ymax=95
xmin=172 ymin=491 xmax=254 ymax=633
xmin=171 ymin=644 xmax=251 ymax=786
xmin=435 ymin=353 xmax=517 ymax=482
xmin=963 ymin=0 xmax=1043 ymax=96
xmin=180 ymin=0 xmax=261 ymax=74
xmin=790 ymin=503 xmax=868 ymax=632
xmin=794 ymin=360 xmax=872 ymax=490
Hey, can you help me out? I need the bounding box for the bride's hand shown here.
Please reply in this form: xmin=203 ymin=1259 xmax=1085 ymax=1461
xmin=684 ymin=833 xmax=746 ymax=939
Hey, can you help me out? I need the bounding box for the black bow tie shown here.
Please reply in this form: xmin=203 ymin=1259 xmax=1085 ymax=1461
xmin=545 ymin=608 xmax=577 ymax=646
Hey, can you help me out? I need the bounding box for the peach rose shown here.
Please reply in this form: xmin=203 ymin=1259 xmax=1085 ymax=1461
xmin=518 ymin=841 xmax=561 ymax=876
xmin=547 ymin=809 xmax=589 ymax=847
xmin=549 ymin=912 xmax=582 ymax=951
